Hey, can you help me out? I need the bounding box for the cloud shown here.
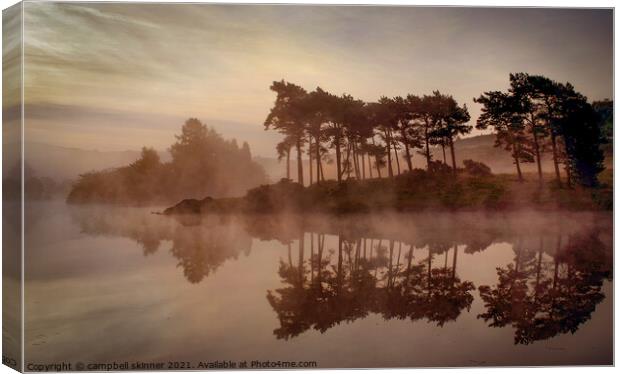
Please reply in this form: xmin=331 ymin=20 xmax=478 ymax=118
xmin=68 ymin=5 xmax=162 ymax=29
xmin=19 ymin=3 xmax=613 ymax=154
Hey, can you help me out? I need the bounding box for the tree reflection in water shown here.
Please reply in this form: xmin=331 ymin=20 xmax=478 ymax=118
xmin=70 ymin=208 xmax=611 ymax=343
xmin=267 ymin=234 xmax=475 ymax=340
xmin=70 ymin=208 xmax=252 ymax=283
xmin=478 ymin=231 xmax=612 ymax=345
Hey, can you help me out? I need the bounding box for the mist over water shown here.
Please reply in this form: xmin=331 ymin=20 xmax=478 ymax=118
xmin=24 ymin=201 xmax=612 ymax=367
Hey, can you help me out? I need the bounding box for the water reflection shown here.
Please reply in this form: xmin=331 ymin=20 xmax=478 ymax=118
xmin=69 ymin=208 xmax=612 ymax=346
xmin=71 ymin=208 xmax=252 ymax=283
xmin=478 ymin=232 xmax=612 ymax=345
xmin=267 ymin=237 xmax=475 ymax=340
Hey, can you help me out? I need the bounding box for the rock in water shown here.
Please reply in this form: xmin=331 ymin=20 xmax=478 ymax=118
xmin=163 ymin=197 xmax=213 ymax=215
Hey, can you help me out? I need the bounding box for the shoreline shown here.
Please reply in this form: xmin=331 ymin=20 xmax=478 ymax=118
xmin=160 ymin=172 xmax=613 ymax=216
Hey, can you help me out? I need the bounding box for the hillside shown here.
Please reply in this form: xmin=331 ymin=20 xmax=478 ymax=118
xmin=20 ymin=142 xmax=159 ymax=180
xmin=431 ymin=134 xmax=557 ymax=174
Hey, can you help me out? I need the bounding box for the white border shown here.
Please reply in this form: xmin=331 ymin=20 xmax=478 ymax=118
xmin=0 ymin=2 xmax=616 ymax=374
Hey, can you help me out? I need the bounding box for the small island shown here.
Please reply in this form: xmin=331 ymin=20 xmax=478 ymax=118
xmin=161 ymin=73 xmax=611 ymax=215
xmin=65 ymin=73 xmax=612 ymax=215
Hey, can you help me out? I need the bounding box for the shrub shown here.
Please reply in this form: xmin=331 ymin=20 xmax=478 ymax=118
xmin=244 ymin=179 xmax=305 ymax=213
xmin=428 ymin=160 xmax=452 ymax=175
xmin=463 ymin=159 xmax=492 ymax=177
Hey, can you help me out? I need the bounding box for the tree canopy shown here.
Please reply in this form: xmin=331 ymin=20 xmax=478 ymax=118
xmin=476 ymin=73 xmax=605 ymax=186
xmin=264 ymin=81 xmax=473 ymax=184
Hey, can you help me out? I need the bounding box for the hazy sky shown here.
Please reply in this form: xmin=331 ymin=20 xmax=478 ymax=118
xmin=21 ymin=3 xmax=613 ymax=157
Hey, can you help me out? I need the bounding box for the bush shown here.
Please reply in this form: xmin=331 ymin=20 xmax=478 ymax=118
xmin=244 ymin=179 xmax=305 ymax=213
xmin=463 ymin=159 xmax=492 ymax=177
xmin=428 ymin=160 xmax=452 ymax=175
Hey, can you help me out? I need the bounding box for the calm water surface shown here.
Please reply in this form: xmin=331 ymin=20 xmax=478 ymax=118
xmin=24 ymin=202 xmax=613 ymax=367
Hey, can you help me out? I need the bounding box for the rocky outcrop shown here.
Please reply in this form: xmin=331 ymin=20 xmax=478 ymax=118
xmin=163 ymin=196 xmax=214 ymax=215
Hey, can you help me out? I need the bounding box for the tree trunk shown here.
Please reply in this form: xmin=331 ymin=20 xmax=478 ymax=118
xmin=344 ymin=143 xmax=352 ymax=179
xmin=565 ymin=164 xmax=572 ymax=188
xmin=286 ymin=148 xmax=290 ymax=179
xmin=287 ymin=243 xmax=292 ymax=267
xmin=514 ymin=143 xmax=523 ymax=181
xmin=384 ymin=130 xmax=394 ymax=178
xmin=396 ymin=242 xmax=402 ymax=273
xmin=296 ymin=138 xmax=304 ymax=186
xmin=393 ymin=141 xmax=401 ymax=175
xmin=550 ymin=133 xmax=562 ymax=186
xmin=361 ymin=153 xmax=366 ymax=179
xmin=553 ymin=235 xmax=561 ymax=290
xmin=317 ymin=235 xmax=324 ymax=284
xmin=442 ymin=144 xmax=447 ymax=165
xmin=315 ymin=135 xmax=321 ymax=184
xmin=335 ymin=135 xmax=342 ymax=183
xmin=310 ymin=233 xmax=314 ymax=282
xmin=363 ymin=238 xmax=367 ymax=259
xmin=375 ymin=240 xmax=382 ymax=278
xmin=427 ymin=248 xmax=432 ymax=295
xmin=449 ymin=137 xmax=457 ymax=174
xmin=424 ymin=120 xmax=431 ymax=170
xmin=514 ymin=154 xmax=523 ymax=181
xmin=405 ymin=245 xmax=413 ymax=285
xmin=515 ymin=237 xmax=522 ymax=274
xmin=308 ymin=137 xmax=313 ymax=186
xmin=337 ymin=236 xmax=343 ymax=290
xmin=356 ymin=150 xmax=362 ymax=179
xmin=403 ymin=139 xmax=413 ymax=171
xmin=353 ymin=142 xmax=361 ymax=179
xmin=372 ymin=136 xmax=381 ymax=178
xmin=298 ymin=233 xmax=305 ymax=286
xmin=531 ymin=120 xmax=543 ymax=184
xmin=451 ymin=245 xmax=458 ymax=282
xmin=388 ymin=240 xmax=394 ymax=288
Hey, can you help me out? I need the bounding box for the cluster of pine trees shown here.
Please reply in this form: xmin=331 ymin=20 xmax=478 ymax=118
xmin=265 ymin=73 xmax=606 ymax=187
xmin=265 ymin=82 xmax=471 ymax=185
xmin=476 ymin=73 xmax=605 ymax=187
xmin=67 ymin=119 xmax=266 ymax=204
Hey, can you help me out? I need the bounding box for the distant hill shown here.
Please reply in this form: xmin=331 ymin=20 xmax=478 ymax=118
xmin=432 ymin=134 xmax=556 ymax=174
xmin=254 ymin=134 xmax=560 ymax=183
xmin=20 ymin=142 xmax=170 ymax=181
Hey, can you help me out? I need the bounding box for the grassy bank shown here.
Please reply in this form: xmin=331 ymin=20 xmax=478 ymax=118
xmin=163 ymin=168 xmax=612 ymax=215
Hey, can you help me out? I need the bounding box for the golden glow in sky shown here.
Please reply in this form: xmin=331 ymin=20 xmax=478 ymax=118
xmin=18 ymin=3 xmax=613 ymax=156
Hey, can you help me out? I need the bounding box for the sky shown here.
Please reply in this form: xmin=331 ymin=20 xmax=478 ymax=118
xmin=18 ymin=3 xmax=613 ymax=157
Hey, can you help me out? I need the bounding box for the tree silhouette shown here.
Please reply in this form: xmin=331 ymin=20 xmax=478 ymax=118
xmin=550 ymin=83 xmax=605 ymax=187
xmin=429 ymin=93 xmax=471 ymax=174
xmin=478 ymin=231 xmax=612 ymax=344
xmin=407 ymin=94 xmax=436 ymax=170
xmin=475 ymin=91 xmax=534 ymax=181
xmin=276 ymin=136 xmax=295 ymax=180
xmin=476 ymin=73 xmax=605 ymax=187
xmin=262 ymin=77 xmax=607 ymax=185
xmin=265 ymin=80 xmax=308 ymax=185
